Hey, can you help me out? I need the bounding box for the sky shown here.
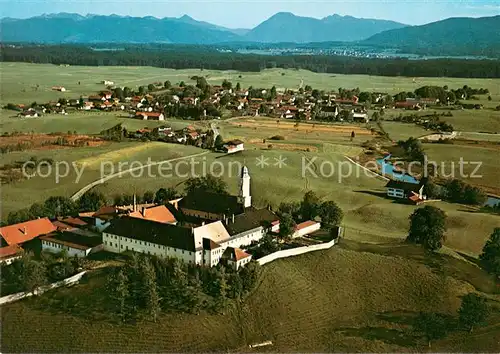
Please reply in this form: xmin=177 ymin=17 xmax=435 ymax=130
xmin=0 ymin=0 xmax=498 ymax=28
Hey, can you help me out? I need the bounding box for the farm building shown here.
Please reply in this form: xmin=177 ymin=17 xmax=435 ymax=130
xmin=40 ymin=231 xmax=103 ymax=257
xmin=135 ymin=112 xmax=165 ymax=121
xmin=222 ymin=246 xmax=252 ymax=269
xmin=292 ymin=220 xmax=321 ymax=238
xmin=51 ymin=86 xmax=66 ymax=92
xmin=0 ymin=245 xmax=24 ymax=265
xmin=385 ymin=180 xmax=426 ymax=202
xmin=101 ymin=80 xmax=114 ymax=85
xmin=0 ymin=218 xmax=57 ymax=246
xmin=223 ymin=139 xmax=244 ymax=153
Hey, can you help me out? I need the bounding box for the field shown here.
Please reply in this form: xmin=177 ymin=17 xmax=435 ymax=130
xmin=2 ymin=62 xmax=500 ymax=105
xmin=1 ymin=63 xmax=500 ymax=352
xmin=1 ymin=241 xmax=499 ymax=352
xmin=0 ymin=142 xmax=201 ymax=215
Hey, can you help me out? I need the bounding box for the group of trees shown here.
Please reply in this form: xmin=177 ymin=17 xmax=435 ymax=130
xmin=2 ymin=44 xmax=499 ymax=78
xmin=423 ymin=179 xmax=487 ymax=206
xmin=107 ymin=253 xmax=261 ymax=321
xmin=396 ymin=137 xmax=426 ymax=163
xmin=414 ymin=293 xmax=490 ymax=348
xmin=276 ymin=191 xmax=343 ymax=240
xmin=442 ymin=179 xmax=487 ymax=205
xmin=0 ymin=250 xmax=84 ymax=296
xmin=408 ymin=207 xmax=500 ymax=280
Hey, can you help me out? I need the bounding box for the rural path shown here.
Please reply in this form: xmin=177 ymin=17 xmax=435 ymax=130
xmin=70 ymin=151 xmax=210 ymax=201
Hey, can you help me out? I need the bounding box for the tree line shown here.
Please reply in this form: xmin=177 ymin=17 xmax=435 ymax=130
xmin=2 ymin=44 xmax=499 ymax=78
xmin=106 ymin=252 xmax=261 ymax=322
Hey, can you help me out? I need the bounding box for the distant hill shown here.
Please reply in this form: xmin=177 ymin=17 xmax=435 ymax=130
xmin=0 ymin=13 xmax=242 ymax=44
xmin=363 ymin=15 xmax=500 ymax=57
xmin=243 ymin=12 xmax=407 ymax=43
xmin=0 ymin=12 xmax=405 ymax=44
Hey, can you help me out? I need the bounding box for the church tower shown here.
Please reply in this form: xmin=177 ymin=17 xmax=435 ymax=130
xmin=239 ymin=166 xmax=252 ymax=208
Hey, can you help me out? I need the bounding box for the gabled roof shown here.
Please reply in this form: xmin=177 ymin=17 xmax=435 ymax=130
xmin=0 ymin=244 xmax=23 ymax=260
xmin=224 ymin=139 xmax=244 ymax=146
xmin=385 ymin=179 xmax=422 ymax=192
xmin=135 ymin=112 xmax=163 ymax=117
xmin=104 ymin=217 xmax=197 ymax=252
xmin=128 ymin=205 xmax=177 ymax=224
xmin=203 ymin=238 xmax=222 ymax=250
xmin=194 ymin=221 xmax=230 ymax=243
xmin=179 ymin=191 xmax=243 ymax=215
xmin=62 ymin=217 xmax=87 ymax=226
xmin=0 ymin=218 xmax=57 ymax=246
xmin=225 ymin=207 xmax=279 ymax=236
xmin=295 ymin=220 xmax=319 ymax=231
xmin=223 ymin=246 xmax=251 ymax=261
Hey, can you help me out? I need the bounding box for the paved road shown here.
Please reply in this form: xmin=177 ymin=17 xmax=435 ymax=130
xmin=70 ymin=151 xmax=210 ymax=201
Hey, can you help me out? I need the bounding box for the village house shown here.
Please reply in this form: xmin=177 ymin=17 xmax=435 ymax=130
xmin=135 ymin=112 xmax=165 ymax=121
xmin=222 ymin=139 xmax=244 ymax=154
xmin=352 ymin=112 xmax=369 ymax=123
xmin=52 ymin=86 xmax=66 ymax=92
xmin=18 ymin=109 xmax=39 ymax=118
xmin=385 ymin=180 xmax=426 ymax=204
xmin=101 ymin=80 xmax=114 ymax=85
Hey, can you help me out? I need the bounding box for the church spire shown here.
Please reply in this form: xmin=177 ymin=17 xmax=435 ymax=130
xmin=239 ymin=166 xmax=251 ymax=208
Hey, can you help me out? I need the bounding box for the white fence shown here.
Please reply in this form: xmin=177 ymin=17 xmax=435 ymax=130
xmin=257 ymin=238 xmax=336 ymax=266
xmin=0 ymin=271 xmax=87 ymax=306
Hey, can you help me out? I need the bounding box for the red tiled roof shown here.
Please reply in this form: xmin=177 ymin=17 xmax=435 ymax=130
xmin=52 ymin=220 xmax=74 ymax=231
xmin=61 ymin=217 xmax=88 ymax=227
xmin=128 ymin=205 xmax=177 ymax=224
xmin=233 ymin=247 xmax=251 ymax=261
xmin=0 ymin=244 xmax=23 ymax=260
xmin=295 ymin=220 xmax=319 ymax=231
xmin=135 ymin=112 xmax=162 ymax=117
xmin=0 ymin=218 xmax=57 ymax=246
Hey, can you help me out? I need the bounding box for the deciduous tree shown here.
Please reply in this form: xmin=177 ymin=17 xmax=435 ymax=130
xmin=413 ymin=312 xmax=448 ymax=348
xmin=407 ymin=206 xmax=447 ymax=251
xmin=319 ymin=201 xmax=343 ymax=228
xmin=458 ymin=293 xmax=489 ymax=332
xmin=479 ymin=227 xmax=500 ymax=278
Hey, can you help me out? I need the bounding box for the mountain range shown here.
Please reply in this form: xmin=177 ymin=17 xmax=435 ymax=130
xmin=0 ymin=12 xmax=499 ymax=57
xmin=0 ymin=12 xmax=405 ymax=44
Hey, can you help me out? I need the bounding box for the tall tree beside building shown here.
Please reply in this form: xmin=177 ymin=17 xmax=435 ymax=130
xmin=407 ymin=206 xmax=447 ymax=251
xmin=301 ymin=191 xmax=320 ymax=220
xmin=78 ymin=191 xmax=107 ymax=212
xmin=318 ymin=201 xmax=343 ymax=228
xmin=19 ymin=252 xmax=47 ymax=295
xmin=278 ymin=213 xmax=296 ymax=240
xmin=140 ymin=257 xmax=161 ymax=322
xmin=108 ymin=269 xmax=131 ymax=322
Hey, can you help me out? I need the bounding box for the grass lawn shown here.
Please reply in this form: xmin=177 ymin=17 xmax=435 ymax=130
xmin=1 ymin=241 xmax=499 ymax=352
xmin=2 ymin=63 xmax=500 ymax=105
xmin=423 ymin=142 xmax=500 ymax=193
xmin=0 ymin=110 xmax=196 ymax=135
xmin=384 ymin=107 xmax=500 ymax=133
xmin=0 ymin=142 xmax=202 ymax=216
xmin=379 ymin=121 xmax=429 ymax=141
